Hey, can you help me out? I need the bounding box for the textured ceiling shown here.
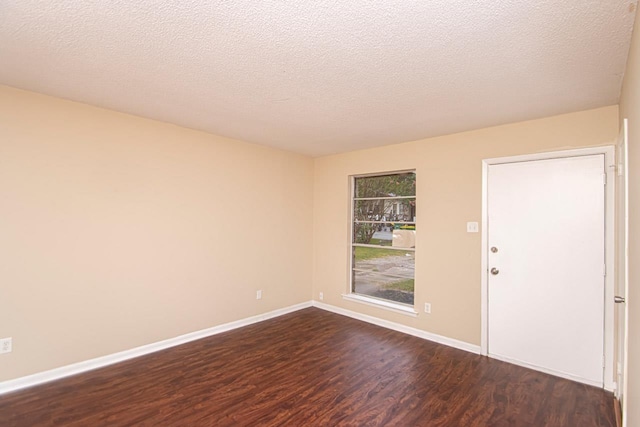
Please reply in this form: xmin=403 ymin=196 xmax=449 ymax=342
xmin=0 ymin=1 xmax=637 ymax=156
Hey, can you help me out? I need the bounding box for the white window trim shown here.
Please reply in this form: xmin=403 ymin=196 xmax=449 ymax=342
xmin=342 ymin=293 xmax=418 ymax=317
xmin=348 ymin=170 xmax=417 ymax=312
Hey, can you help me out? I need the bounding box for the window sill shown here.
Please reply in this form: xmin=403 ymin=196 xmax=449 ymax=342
xmin=342 ymin=294 xmax=418 ymax=317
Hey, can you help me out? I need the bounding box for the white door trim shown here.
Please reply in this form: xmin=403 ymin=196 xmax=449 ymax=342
xmin=480 ymin=146 xmax=616 ymax=391
xmin=621 ymin=118 xmax=630 ymax=424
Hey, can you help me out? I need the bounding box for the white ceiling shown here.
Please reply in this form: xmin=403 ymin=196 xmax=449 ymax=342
xmin=0 ymin=1 xmax=637 ymax=156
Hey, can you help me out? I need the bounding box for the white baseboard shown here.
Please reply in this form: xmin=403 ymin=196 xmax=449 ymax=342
xmin=312 ymin=302 xmax=615 ymax=391
xmin=312 ymin=300 xmax=481 ymax=354
xmin=3 ymin=299 xmax=610 ymax=396
xmin=0 ymin=301 xmax=313 ymax=395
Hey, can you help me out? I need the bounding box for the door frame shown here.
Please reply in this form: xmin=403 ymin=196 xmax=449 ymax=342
xmin=617 ymin=119 xmax=629 ymax=419
xmin=480 ymin=146 xmax=616 ymax=391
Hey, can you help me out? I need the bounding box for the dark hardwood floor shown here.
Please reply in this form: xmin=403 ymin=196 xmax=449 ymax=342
xmin=0 ymin=308 xmax=615 ymax=426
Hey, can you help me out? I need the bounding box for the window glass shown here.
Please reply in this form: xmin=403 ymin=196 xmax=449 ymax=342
xmin=351 ymin=172 xmax=415 ymax=306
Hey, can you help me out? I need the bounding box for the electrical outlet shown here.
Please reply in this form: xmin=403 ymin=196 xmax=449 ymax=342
xmin=424 ymin=303 xmax=431 ymax=314
xmin=319 ymin=292 xmax=324 ymax=300
xmin=256 ymin=290 xmax=262 ymax=300
xmin=0 ymin=338 xmax=12 ymax=354
xmin=466 ymin=222 xmax=479 ymax=233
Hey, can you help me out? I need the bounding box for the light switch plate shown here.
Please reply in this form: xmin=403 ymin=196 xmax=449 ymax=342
xmin=0 ymin=338 xmax=12 ymax=354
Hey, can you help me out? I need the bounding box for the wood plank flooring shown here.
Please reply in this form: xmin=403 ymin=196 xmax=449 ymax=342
xmin=0 ymin=308 xmax=616 ymax=426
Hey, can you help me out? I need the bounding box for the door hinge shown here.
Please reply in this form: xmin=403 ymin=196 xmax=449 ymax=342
xmin=603 ymin=264 xmax=606 ymax=276
xmin=603 ymin=173 xmax=607 ymax=185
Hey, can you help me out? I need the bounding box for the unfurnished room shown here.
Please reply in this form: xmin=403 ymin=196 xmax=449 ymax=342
xmin=1 ymin=1 xmax=640 ymax=426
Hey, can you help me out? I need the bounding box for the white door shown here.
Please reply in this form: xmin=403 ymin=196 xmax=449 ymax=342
xmin=487 ymin=154 xmax=605 ymax=386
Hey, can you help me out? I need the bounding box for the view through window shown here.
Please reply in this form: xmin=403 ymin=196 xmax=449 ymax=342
xmin=351 ymin=171 xmax=415 ymax=306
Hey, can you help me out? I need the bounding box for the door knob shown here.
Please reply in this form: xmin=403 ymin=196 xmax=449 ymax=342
xmin=490 ymin=268 xmax=499 ymax=275
xmin=614 ymin=296 xmax=626 ymax=303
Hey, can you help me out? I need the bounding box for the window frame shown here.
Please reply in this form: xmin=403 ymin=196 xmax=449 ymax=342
xmin=344 ymin=170 xmax=418 ymax=316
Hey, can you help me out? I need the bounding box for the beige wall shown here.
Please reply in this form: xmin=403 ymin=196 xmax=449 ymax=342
xmin=313 ymin=106 xmax=619 ymax=346
xmin=620 ymin=5 xmax=640 ymax=425
xmin=0 ymin=86 xmax=314 ymax=381
xmin=0 ymin=82 xmax=625 ymax=392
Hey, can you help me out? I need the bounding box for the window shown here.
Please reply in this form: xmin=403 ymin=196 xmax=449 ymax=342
xmin=350 ymin=171 xmax=416 ymax=307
